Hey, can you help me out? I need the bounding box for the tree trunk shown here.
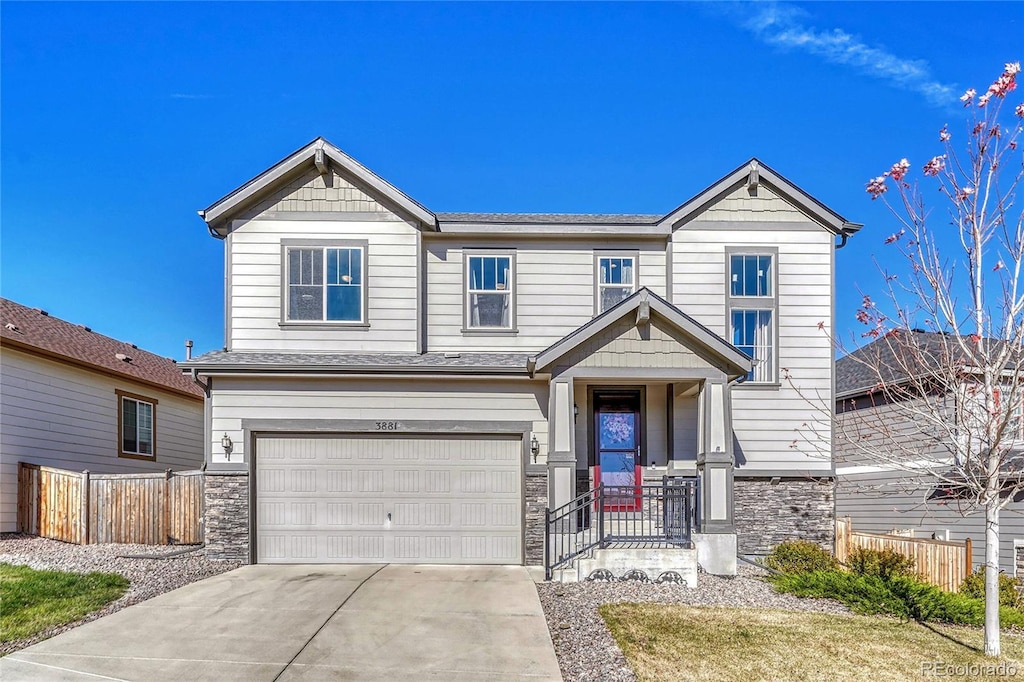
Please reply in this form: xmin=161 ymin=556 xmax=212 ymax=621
xmin=985 ymin=500 xmax=1001 ymax=657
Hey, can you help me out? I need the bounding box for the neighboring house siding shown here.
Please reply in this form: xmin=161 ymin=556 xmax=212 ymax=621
xmin=424 ymin=240 xmax=667 ymax=351
xmin=209 ymin=376 xmax=548 ymax=465
xmin=835 ymin=397 xmax=1021 ymax=573
xmin=0 ymin=348 xmax=203 ymax=532
xmin=672 ymin=219 xmax=834 ymax=472
xmin=227 ymin=218 xmax=419 ymax=353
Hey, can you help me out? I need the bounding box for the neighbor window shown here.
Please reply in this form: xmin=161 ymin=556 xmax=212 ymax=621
xmin=728 ymin=251 xmax=776 ymax=383
xmin=596 ymin=255 xmax=636 ymax=313
xmin=118 ymin=391 xmax=156 ymax=459
xmin=285 ymin=245 xmax=365 ymax=323
xmin=993 ymin=387 xmax=1024 ymax=440
xmin=465 ymin=252 xmax=514 ymax=330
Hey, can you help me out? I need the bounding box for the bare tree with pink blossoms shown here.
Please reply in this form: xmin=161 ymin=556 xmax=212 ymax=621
xmin=793 ymin=63 xmax=1023 ymax=656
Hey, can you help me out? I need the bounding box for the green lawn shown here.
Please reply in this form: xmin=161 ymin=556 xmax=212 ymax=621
xmin=0 ymin=563 xmax=129 ymax=645
xmin=600 ymin=604 xmax=1024 ymax=681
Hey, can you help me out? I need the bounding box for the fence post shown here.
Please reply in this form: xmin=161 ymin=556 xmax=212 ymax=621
xmin=163 ymin=469 xmax=172 ymax=545
xmin=964 ymin=536 xmax=972 ymax=576
xmin=81 ymin=470 xmax=90 ymax=545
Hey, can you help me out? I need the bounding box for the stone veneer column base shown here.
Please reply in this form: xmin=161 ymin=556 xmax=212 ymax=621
xmin=524 ymin=469 xmax=548 ymax=566
xmin=205 ymin=471 xmax=251 ymax=563
xmin=733 ymin=476 xmax=834 ymax=555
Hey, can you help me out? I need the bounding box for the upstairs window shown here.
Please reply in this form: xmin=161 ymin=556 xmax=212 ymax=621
xmin=465 ymin=252 xmax=514 ymax=330
xmin=285 ymin=244 xmax=366 ymax=323
xmin=597 ymin=255 xmax=636 ymax=314
xmin=118 ymin=390 xmax=156 ymax=459
xmin=728 ymin=251 xmax=776 ymax=383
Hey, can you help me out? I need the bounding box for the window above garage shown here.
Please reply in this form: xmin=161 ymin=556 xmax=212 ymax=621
xmin=280 ymin=240 xmax=369 ymax=327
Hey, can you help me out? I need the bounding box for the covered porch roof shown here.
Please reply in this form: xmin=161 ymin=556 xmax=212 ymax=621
xmin=528 ymin=288 xmax=752 ymax=381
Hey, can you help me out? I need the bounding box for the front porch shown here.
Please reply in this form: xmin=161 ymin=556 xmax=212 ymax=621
xmin=528 ymin=289 xmax=752 ymax=580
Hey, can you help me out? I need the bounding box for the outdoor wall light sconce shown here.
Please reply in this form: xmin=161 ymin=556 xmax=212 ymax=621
xmin=530 ymin=435 xmax=540 ymax=461
xmin=221 ymin=433 xmax=234 ymax=460
xmin=573 ymin=404 xmax=579 ymax=422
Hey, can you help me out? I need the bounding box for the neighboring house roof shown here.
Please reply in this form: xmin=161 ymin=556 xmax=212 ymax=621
xmin=197 ymin=139 xmax=861 ymax=238
xmin=0 ymin=298 xmax=204 ymax=401
xmin=181 ymin=351 xmax=531 ymax=375
xmin=836 ymin=330 xmax=1021 ymax=400
xmin=530 ymin=288 xmax=753 ymax=379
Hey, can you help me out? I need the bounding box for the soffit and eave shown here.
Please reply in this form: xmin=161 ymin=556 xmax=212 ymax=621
xmin=198 ymin=143 xmax=860 ymax=240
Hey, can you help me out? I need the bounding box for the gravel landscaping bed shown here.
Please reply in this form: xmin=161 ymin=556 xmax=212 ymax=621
xmin=536 ymin=564 xmax=850 ymax=682
xmin=0 ymin=533 xmax=241 ymax=656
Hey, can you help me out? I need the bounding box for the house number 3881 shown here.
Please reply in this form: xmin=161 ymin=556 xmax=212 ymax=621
xmin=375 ymin=421 xmax=399 ymax=431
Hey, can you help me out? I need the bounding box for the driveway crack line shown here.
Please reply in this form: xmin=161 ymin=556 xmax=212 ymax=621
xmin=272 ymin=564 xmax=389 ymax=682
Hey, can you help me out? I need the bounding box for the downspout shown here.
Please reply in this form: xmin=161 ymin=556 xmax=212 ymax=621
xmin=835 ymin=233 xmax=848 ymax=250
xmin=191 ymin=368 xmax=210 ymax=398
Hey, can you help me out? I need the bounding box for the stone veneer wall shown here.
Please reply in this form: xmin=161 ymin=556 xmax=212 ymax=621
xmin=524 ymin=470 xmax=548 ymax=565
xmin=205 ymin=472 xmax=250 ymax=563
xmin=733 ymin=476 xmax=835 ymax=555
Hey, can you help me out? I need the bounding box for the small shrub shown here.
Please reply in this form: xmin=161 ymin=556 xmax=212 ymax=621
xmin=764 ymin=540 xmax=839 ymax=574
xmin=959 ymin=567 xmax=1024 ymax=609
xmin=768 ymin=569 xmax=1024 ymax=628
xmin=848 ymin=547 xmax=917 ymax=580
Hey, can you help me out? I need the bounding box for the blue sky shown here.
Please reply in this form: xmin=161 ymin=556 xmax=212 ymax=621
xmin=2 ymin=2 xmax=1020 ymax=359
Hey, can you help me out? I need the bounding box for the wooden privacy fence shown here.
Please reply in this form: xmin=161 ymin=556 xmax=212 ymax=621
xmin=17 ymin=462 xmax=204 ymax=545
xmin=836 ymin=516 xmax=971 ymax=592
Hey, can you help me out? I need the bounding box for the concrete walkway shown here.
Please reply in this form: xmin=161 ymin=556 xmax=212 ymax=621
xmin=1 ymin=564 xmax=563 ymax=681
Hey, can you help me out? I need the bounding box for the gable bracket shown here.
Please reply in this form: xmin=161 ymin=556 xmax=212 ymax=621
xmin=314 ymin=147 xmax=330 ymax=177
xmin=747 ymin=161 xmax=759 ymax=195
xmin=636 ymin=299 xmax=651 ymax=327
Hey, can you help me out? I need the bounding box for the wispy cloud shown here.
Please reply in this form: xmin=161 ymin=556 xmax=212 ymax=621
xmin=730 ymin=2 xmax=956 ymax=107
xmin=169 ymin=93 xmax=216 ymax=100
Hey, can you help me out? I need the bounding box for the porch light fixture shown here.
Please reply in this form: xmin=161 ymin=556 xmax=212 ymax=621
xmin=221 ymin=433 xmax=234 ymax=460
xmin=573 ymin=404 xmax=579 ymax=422
xmin=530 ymin=435 xmax=540 ymax=461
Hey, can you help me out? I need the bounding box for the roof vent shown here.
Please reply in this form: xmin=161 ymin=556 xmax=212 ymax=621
xmin=115 ymin=353 xmax=132 ymax=363
xmin=443 ymin=352 xmax=461 ymax=359
xmin=4 ymin=322 xmax=19 ymax=332
xmin=34 ymin=308 xmax=49 ymax=316
xmin=78 ymin=324 xmax=92 ymax=332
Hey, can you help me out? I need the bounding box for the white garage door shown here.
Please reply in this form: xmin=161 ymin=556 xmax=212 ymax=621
xmin=255 ymin=434 xmax=523 ymax=564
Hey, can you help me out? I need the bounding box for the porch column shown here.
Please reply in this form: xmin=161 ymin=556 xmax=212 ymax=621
xmin=698 ymin=378 xmax=735 ymax=533
xmin=547 ymin=377 xmax=577 ymax=515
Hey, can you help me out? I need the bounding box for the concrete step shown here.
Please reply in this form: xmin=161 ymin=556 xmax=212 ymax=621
xmin=574 ymin=548 xmax=698 ymax=587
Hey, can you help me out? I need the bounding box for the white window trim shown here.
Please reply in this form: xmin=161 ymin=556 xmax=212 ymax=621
xmin=279 ymin=239 xmax=370 ymax=328
xmin=594 ymin=251 xmax=639 ymax=316
xmin=462 ymin=249 xmax=517 ymax=334
xmin=726 ymin=247 xmax=779 ymax=386
xmin=117 ymin=390 xmax=157 ymax=460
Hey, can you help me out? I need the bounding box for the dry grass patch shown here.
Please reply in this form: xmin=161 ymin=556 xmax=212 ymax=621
xmin=600 ymin=604 xmax=1024 ymax=681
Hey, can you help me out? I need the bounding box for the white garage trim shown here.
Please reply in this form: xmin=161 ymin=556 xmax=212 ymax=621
xmin=245 ymin=420 xmax=533 ymax=565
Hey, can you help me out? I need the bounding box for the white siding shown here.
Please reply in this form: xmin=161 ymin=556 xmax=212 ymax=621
xmin=209 ymin=376 xmax=548 ymax=466
xmin=425 ymin=239 xmax=667 ymax=352
xmin=0 ymin=349 xmax=204 ymax=532
xmin=228 ymin=218 xmax=419 ymax=352
xmin=672 ymin=213 xmax=835 ymax=471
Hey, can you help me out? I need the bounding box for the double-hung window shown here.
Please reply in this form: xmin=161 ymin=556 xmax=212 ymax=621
xmin=596 ymin=254 xmax=637 ymax=314
xmin=728 ymin=251 xmax=776 ymax=383
xmin=465 ymin=252 xmax=514 ymax=331
xmin=284 ymin=242 xmax=366 ymax=324
xmin=117 ymin=390 xmax=156 ymax=459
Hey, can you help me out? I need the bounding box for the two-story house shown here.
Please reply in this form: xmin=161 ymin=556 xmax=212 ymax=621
xmin=182 ymin=138 xmax=860 ymax=575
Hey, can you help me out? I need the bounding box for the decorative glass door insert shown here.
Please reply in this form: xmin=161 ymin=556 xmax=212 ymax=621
xmin=594 ymin=396 xmax=642 ymax=511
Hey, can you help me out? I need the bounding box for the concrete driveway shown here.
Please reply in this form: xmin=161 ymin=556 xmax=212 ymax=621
xmin=1 ymin=564 xmax=563 ymax=681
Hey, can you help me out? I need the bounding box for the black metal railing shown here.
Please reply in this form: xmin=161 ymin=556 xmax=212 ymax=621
xmin=544 ymin=476 xmax=698 ymax=580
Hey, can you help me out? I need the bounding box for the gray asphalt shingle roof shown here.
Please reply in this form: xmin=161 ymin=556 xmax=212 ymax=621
xmin=836 ymin=330 xmax=1021 ymax=398
xmin=435 ymin=212 xmax=662 ymax=225
xmin=182 ymin=350 xmax=531 ymax=372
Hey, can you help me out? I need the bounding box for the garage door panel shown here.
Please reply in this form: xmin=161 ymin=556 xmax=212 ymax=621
xmin=255 ymin=434 xmax=522 ymax=564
